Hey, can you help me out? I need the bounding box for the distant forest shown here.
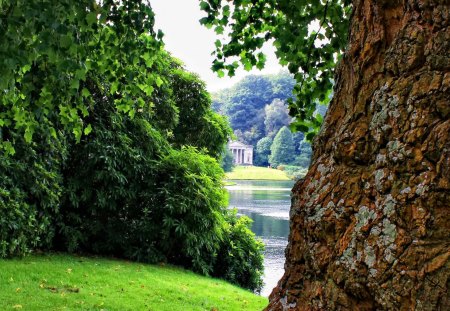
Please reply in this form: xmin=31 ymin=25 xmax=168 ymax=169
xmin=212 ymin=71 xmax=327 ymax=176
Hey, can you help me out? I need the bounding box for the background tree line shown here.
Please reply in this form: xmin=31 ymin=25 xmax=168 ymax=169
xmin=213 ymin=72 xmax=327 ymax=177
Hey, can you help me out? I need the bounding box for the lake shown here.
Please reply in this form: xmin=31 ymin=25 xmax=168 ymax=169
xmin=226 ymin=180 xmax=294 ymax=296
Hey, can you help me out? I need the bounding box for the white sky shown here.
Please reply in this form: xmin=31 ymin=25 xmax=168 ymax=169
xmin=151 ymin=0 xmax=283 ymax=92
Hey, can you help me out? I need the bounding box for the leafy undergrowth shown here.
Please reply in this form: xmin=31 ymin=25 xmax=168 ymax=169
xmin=225 ymin=166 xmax=290 ymax=180
xmin=0 ymin=253 xmax=267 ymax=311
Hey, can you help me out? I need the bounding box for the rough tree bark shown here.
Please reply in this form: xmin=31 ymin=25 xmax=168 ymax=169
xmin=267 ymin=0 xmax=449 ymax=310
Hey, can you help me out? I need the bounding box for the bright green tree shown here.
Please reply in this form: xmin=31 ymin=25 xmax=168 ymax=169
xmin=269 ymin=126 xmax=295 ymax=167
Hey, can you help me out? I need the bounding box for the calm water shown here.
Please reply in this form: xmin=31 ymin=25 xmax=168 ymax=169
xmin=226 ymin=180 xmax=294 ymax=296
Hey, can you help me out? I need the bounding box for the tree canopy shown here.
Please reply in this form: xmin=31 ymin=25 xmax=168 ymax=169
xmin=269 ymin=126 xmax=295 ymax=167
xmin=200 ymin=0 xmax=351 ymax=139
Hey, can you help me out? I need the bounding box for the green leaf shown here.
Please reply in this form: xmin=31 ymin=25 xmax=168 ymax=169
xmin=199 ymin=1 xmax=209 ymax=10
xmin=86 ymin=12 xmax=97 ymax=26
xmin=60 ymin=34 xmax=72 ymax=48
xmin=21 ymin=64 xmax=31 ymax=74
xmin=110 ymin=81 xmax=119 ymax=94
xmin=155 ymin=76 xmax=163 ymax=87
xmin=24 ymin=129 xmax=33 ymax=143
xmin=70 ymin=79 xmax=80 ymax=90
xmin=306 ymin=132 xmax=315 ymax=141
xmin=81 ymin=88 xmax=91 ymax=98
xmin=84 ymin=124 xmax=92 ymax=135
xmin=50 ymin=127 xmax=57 ymax=138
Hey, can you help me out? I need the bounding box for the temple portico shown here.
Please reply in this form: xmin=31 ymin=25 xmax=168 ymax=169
xmin=228 ymin=141 xmax=253 ymax=165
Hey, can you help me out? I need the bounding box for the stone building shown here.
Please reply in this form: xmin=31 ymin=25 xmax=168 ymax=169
xmin=228 ymin=141 xmax=253 ymax=165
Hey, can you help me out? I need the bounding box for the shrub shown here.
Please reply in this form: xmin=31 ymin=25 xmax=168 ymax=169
xmin=153 ymin=147 xmax=229 ymax=274
xmin=0 ymin=128 xmax=65 ymax=257
xmin=213 ymin=209 xmax=264 ymax=292
xmin=57 ymin=98 xmax=169 ymax=260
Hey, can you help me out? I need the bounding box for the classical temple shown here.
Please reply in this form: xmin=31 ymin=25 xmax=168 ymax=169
xmin=228 ymin=141 xmax=253 ymax=165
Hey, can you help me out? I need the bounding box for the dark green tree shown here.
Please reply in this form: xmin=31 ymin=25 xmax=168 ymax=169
xmin=169 ymin=67 xmax=231 ymax=159
xmin=220 ymin=147 xmax=234 ymax=172
xmin=254 ymin=137 xmax=273 ymax=167
xmin=269 ymin=126 xmax=295 ymax=167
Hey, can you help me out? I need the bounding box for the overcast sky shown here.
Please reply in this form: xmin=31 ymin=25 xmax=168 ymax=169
xmin=151 ymin=0 xmax=283 ymax=92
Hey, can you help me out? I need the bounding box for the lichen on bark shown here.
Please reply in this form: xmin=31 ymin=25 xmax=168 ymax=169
xmin=267 ymin=1 xmax=449 ymax=310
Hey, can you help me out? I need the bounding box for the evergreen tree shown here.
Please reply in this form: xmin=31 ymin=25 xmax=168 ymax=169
xmin=269 ymin=126 xmax=295 ymax=167
xmin=254 ymin=137 xmax=273 ymax=167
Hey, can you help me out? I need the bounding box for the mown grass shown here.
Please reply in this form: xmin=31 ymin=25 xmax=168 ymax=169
xmin=0 ymin=253 xmax=267 ymax=311
xmin=225 ymin=166 xmax=290 ymax=180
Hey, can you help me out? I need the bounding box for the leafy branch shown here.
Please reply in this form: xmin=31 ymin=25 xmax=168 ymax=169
xmin=200 ymin=0 xmax=352 ymax=140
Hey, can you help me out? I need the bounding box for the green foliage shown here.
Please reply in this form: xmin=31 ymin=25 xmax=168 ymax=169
xmin=264 ymin=99 xmax=291 ymax=138
xmin=153 ymin=147 xmax=228 ymax=275
xmin=293 ymin=141 xmax=313 ymax=168
xmin=221 ymin=147 xmax=235 ymax=172
xmin=0 ymin=126 xmax=65 ymax=257
xmin=201 ymin=0 xmax=351 ymax=138
xmin=254 ymin=137 xmax=273 ymax=167
xmin=269 ymin=126 xmax=296 ymax=167
xmin=169 ymin=68 xmax=232 ymax=159
xmin=0 ymin=0 xmax=262 ymax=293
xmin=212 ymin=72 xmax=294 ymax=146
xmin=57 ymin=96 xmax=169 ymax=260
xmin=0 ymin=0 xmax=162 ymax=150
xmin=213 ymin=210 xmax=264 ymax=292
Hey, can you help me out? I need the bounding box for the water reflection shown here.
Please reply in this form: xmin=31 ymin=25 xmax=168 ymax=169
xmin=226 ymin=180 xmax=294 ymax=297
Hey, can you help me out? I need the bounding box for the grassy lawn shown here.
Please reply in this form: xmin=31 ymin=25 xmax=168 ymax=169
xmin=0 ymin=253 xmax=267 ymax=311
xmin=225 ymin=166 xmax=290 ymax=180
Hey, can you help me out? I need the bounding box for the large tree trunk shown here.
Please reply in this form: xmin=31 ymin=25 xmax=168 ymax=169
xmin=267 ymin=0 xmax=449 ymax=310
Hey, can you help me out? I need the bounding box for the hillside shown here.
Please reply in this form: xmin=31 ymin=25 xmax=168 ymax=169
xmin=0 ymin=254 xmax=267 ymax=311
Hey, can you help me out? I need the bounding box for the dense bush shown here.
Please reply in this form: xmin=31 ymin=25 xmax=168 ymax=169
xmin=0 ymin=127 xmax=66 ymax=257
xmin=56 ymin=97 xmax=168 ymax=259
xmin=213 ymin=210 xmax=264 ymax=292
xmin=152 ymin=147 xmax=228 ymax=274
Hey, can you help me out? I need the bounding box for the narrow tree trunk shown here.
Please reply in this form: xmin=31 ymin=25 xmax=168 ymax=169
xmin=267 ymin=0 xmax=449 ymax=310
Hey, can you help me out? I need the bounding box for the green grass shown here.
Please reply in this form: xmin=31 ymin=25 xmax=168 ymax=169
xmin=0 ymin=253 xmax=267 ymax=311
xmin=225 ymin=166 xmax=290 ymax=180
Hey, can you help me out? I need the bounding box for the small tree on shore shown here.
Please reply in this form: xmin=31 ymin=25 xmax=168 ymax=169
xmin=269 ymin=126 xmax=295 ymax=167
